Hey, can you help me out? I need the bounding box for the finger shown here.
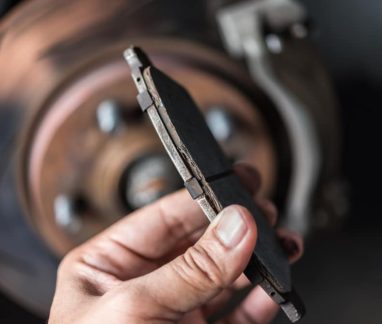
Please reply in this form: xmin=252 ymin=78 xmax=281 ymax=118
xmin=74 ymin=190 xmax=208 ymax=281
xmin=161 ymin=225 xmax=208 ymax=264
xmin=119 ymin=205 xmax=258 ymax=320
xmin=234 ymin=162 xmax=261 ymax=195
xmin=225 ymin=285 xmax=279 ymax=324
xmin=255 ymin=197 xmax=278 ymax=227
xmin=105 ymin=189 xmax=208 ymax=258
xmin=215 ymin=230 xmax=303 ymax=323
xmin=181 ymin=310 xmax=206 ymax=324
xmin=233 ymin=273 xmax=251 ymax=288
xmin=277 ymin=228 xmax=304 ymax=264
xmin=208 ymin=227 xmax=303 ymax=322
xmin=201 ymin=274 xmax=250 ymax=317
xmin=234 ymin=163 xmax=277 ymax=227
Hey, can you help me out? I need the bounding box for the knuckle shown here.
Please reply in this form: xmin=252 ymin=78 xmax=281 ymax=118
xmin=175 ymin=242 xmax=227 ymax=290
xmin=57 ymin=251 xmax=74 ymax=274
xmin=57 ymin=247 xmax=81 ymax=278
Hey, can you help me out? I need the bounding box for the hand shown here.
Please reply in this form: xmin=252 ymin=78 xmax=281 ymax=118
xmin=49 ymin=164 xmax=303 ymax=324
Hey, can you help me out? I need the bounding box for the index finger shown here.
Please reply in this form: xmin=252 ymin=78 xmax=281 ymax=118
xmin=105 ymin=189 xmax=208 ymax=259
xmin=72 ymin=189 xmax=209 ymax=282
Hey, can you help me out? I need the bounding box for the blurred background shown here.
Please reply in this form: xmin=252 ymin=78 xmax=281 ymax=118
xmin=0 ymin=0 xmax=380 ymax=323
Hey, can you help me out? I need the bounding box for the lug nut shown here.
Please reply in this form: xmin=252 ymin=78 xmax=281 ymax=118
xmin=96 ymin=100 xmax=120 ymax=134
xmin=265 ymin=34 xmax=283 ymax=54
xmin=54 ymin=194 xmax=82 ymax=234
xmin=205 ymin=107 xmax=234 ymax=143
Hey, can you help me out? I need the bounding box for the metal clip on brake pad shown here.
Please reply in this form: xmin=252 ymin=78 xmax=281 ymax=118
xmin=124 ymin=46 xmax=305 ymax=322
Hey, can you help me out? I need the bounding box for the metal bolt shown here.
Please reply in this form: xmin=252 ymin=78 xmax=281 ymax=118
xmin=205 ymin=107 xmax=234 ymax=143
xmin=96 ymin=100 xmax=120 ymax=134
xmin=265 ymin=34 xmax=283 ymax=54
xmin=54 ymin=195 xmax=82 ymax=234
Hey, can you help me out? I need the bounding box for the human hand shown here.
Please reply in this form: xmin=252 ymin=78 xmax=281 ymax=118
xmin=49 ymin=164 xmax=303 ymax=324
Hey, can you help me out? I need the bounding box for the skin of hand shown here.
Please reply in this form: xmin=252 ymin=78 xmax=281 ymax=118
xmin=49 ymin=164 xmax=303 ymax=324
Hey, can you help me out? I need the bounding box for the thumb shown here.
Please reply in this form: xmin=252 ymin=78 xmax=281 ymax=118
xmin=122 ymin=205 xmax=257 ymax=320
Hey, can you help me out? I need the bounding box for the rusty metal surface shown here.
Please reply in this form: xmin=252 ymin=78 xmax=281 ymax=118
xmin=21 ymin=51 xmax=276 ymax=255
xmin=0 ymin=0 xmax=278 ymax=256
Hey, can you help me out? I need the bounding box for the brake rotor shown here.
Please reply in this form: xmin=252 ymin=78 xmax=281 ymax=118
xmin=20 ymin=43 xmax=277 ymax=255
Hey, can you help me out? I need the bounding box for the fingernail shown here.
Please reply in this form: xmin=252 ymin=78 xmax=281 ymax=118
xmin=215 ymin=206 xmax=248 ymax=248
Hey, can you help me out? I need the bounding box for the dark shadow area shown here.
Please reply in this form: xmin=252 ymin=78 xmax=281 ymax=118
xmin=275 ymin=77 xmax=382 ymax=324
xmin=0 ymin=292 xmax=43 ymax=323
